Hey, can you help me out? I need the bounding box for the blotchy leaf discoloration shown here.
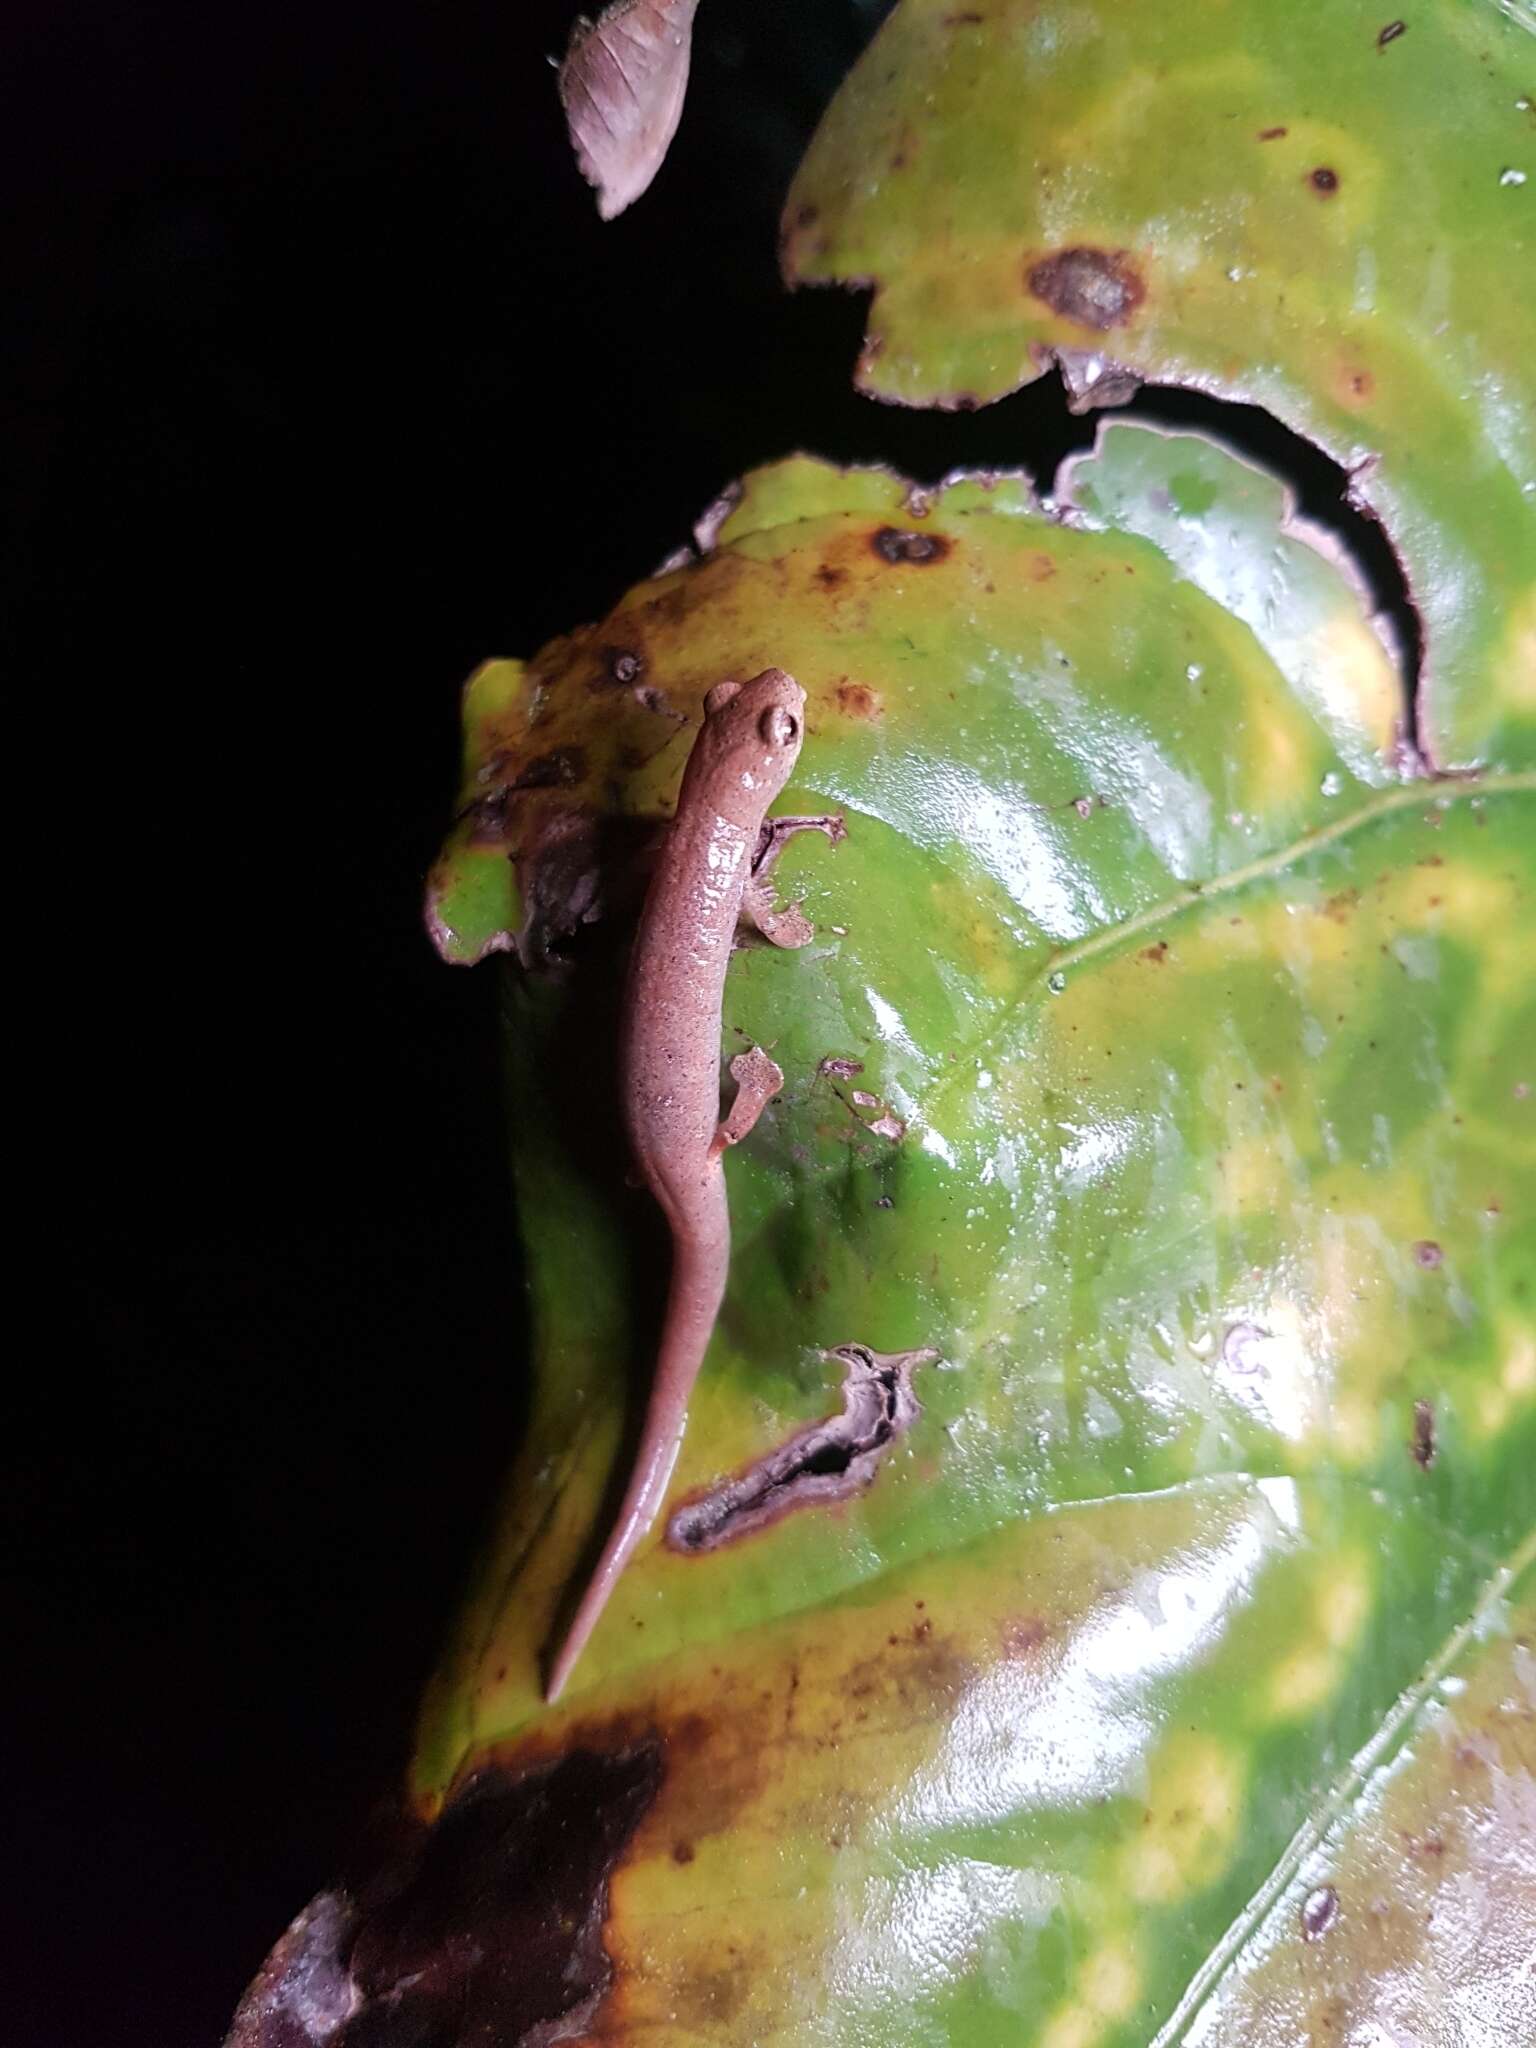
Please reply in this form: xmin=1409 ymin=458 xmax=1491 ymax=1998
xmin=784 ymin=0 xmax=1536 ymax=771
xmin=227 ymin=1746 xmax=663 ymax=2047
xmin=1179 ymin=1578 xmax=1536 ymax=2046
xmin=418 ymin=442 xmax=1534 ymax=2040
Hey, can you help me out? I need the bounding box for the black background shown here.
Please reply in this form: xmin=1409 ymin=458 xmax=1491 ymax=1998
xmin=8 ymin=2 xmax=1395 ymax=2040
xmin=9 ymin=6 xmax=901 ymax=2041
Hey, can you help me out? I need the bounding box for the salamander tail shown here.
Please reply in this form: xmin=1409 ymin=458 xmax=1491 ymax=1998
xmin=544 ymin=1238 xmax=720 ymax=1702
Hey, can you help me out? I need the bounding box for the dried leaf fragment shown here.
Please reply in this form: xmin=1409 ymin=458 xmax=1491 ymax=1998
xmin=558 ymin=0 xmax=700 ymax=221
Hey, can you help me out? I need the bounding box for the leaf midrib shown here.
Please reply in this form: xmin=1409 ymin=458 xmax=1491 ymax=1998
xmin=925 ymin=768 xmax=1536 ymax=1125
xmin=1151 ymin=1521 xmax=1536 ymax=2047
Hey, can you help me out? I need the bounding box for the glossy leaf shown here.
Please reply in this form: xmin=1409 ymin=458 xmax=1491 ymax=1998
xmin=413 ymin=438 xmax=1535 ymax=2043
xmin=783 ymin=0 xmax=1536 ymax=772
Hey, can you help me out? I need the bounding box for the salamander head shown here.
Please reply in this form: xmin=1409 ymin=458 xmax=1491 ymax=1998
xmin=691 ymin=668 xmax=807 ymax=827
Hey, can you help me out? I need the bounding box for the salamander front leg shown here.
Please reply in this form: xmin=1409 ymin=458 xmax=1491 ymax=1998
xmin=739 ymin=812 xmax=846 ymax=949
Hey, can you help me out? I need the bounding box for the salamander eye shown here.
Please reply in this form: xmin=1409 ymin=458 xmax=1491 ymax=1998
xmin=759 ymin=706 xmax=800 ymax=747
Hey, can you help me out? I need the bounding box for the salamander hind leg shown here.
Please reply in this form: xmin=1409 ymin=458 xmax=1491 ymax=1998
xmin=711 ymin=1046 xmax=784 ymax=1156
xmin=740 ymin=884 xmax=814 ymax=949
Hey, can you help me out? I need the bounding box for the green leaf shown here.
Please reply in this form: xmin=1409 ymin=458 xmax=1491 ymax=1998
xmin=783 ymin=0 xmax=1536 ymax=773
xmin=413 ymin=441 xmax=1535 ymax=2043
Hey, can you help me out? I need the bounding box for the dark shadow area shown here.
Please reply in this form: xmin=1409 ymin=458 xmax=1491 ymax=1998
xmin=6 ymin=0 xmax=1416 ymax=2039
xmin=7 ymin=6 xmax=896 ymax=2041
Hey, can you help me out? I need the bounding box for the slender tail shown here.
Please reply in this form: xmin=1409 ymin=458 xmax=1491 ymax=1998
xmin=544 ymin=1225 xmax=724 ymax=1703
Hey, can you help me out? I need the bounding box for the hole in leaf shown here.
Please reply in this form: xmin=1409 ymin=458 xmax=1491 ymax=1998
xmin=666 ymin=1343 xmax=934 ymax=1552
xmin=1088 ymin=381 xmax=1423 ymax=749
xmin=763 ymin=365 xmax=1424 ymax=761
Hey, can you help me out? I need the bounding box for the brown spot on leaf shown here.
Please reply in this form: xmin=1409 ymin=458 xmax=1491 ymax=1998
xmin=465 ymin=747 xmax=589 ymax=841
xmin=634 ymin=682 xmax=684 ymax=721
xmin=836 ymin=680 xmax=884 ymax=719
xmin=815 ymin=563 xmax=846 ymax=590
xmin=668 ymin=1963 xmax=750 ymax=2029
xmin=1258 ymin=124 xmax=1289 ymax=140
xmin=1413 ymin=1239 xmax=1444 ymax=1269
xmin=839 ymin=1623 xmax=972 ymax=1720
xmin=872 ymin=526 xmax=950 ymax=565
xmin=1412 ymin=1398 xmax=1437 ymax=1468
xmin=465 ymin=788 xmax=515 ymax=847
xmin=818 ymin=1056 xmax=865 ymax=1080
xmin=605 ymin=648 xmax=645 ymax=686
xmin=1310 ymin=166 xmax=1340 ymax=194
xmin=1004 ymin=1616 xmax=1051 ymax=1657
xmin=517 ymin=746 xmax=586 ymax=790
xmin=1027 ymin=246 xmax=1145 ymax=330
xmin=515 ymin=807 xmax=606 ymax=973
xmin=1141 ymin=940 xmax=1170 ymax=964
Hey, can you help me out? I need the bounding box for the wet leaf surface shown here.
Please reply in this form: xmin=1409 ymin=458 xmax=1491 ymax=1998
xmin=784 ymin=0 xmax=1536 ymax=773
xmin=413 ymin=437 xmax=1535 ymax=2042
